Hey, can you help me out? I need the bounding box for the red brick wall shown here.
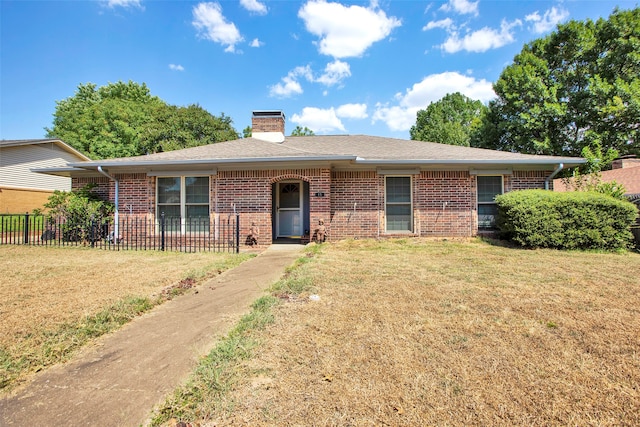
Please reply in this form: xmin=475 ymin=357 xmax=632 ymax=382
xmin=215 ymin=170 xmax=273 ymax=244
xmin=216 ymin=169 xmax=330 ymax=245
xmin=118 ymin=173 xmax=153 ymax=215
xmin=507 ymin=171 xmax=551 ymax=191
xmin=70 ymin=168 xmax=553 ymax=244
xmin=329 ymin=171 xmax=477 ymax=239
xmin=73 ymin=174 xmax=154 ymax=218
xmin=330 ymin=170 xmax=551 ymax=239
xmin=252 ymin=116 xmax=285 ymax=134
xmin=330 ymin=171 xmax=382 ymax=239
xmin=416 ymin=171 xmax=475 ymax=236
xmin=305 ymin=168 xmax=331 ymax=239
xmin=72 ymin=176 xmax=110 ymax=198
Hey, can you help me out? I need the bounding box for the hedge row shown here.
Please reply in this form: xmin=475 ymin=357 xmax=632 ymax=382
xmin=495 ymin=190 xmax=638 ymax=250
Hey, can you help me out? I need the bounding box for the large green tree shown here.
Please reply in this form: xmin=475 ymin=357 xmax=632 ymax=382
xmin=46 ymin=81 xmax=239 ymax=159
xmin=139 ymin=105 xmax=238 ymax=154
xmin=410 ymin=92 xmax=487 ymax=146
xmin=474 ymin=7 xmax=639 ymax=158
xmin=290 ymin=126 xmax=315 ymax=136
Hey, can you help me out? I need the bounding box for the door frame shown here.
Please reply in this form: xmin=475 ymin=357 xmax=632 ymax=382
xmin=275 ymin=180 xmax=304 ymax=238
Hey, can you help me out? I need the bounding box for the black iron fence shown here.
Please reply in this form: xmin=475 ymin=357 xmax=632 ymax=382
xmin=0 ymin=213 xmax=240 ymax=253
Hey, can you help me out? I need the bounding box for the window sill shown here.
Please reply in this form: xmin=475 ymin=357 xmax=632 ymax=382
xmin=382 ymin=231 xmax=417 ymax=236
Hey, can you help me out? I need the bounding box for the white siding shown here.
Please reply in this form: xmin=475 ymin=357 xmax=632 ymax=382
xmin=0 ymin=143 xmax=78 ymax=190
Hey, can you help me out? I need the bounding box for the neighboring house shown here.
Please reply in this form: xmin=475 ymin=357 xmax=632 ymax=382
xmin=554 ymin=156 xmax=640 ymax=199
xmin=0 ymin=139 xmax=90 ymax=213
xmin=36 ymin=111 xmax=584 ymax=245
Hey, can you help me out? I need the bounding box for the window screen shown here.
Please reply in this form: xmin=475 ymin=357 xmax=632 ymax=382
xmin=385 ymin=176 xmax=412 ymax=232
xmin=477 ymin=176 xmax=502 ymax=229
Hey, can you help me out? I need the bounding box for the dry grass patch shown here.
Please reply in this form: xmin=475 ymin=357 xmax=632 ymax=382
xmin=0 ymin=245 xmax=251 ymax=391
xmin=197 ymin=238 xmax=639 ymax=426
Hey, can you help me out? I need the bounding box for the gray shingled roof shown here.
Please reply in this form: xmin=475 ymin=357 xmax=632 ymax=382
xmin=79 ymin=137 xmax=323 ymax=163
xmin=284 ymin=135 xmax=581 ymax=162
xmin=67 ymin=134 xmax=584 ymax=168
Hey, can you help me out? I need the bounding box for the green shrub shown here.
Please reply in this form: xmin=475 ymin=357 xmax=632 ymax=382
xmin=43 ymin=184 xmax=114 ymax=242
xmin=496 ymin=190 xmax=638 ymax=250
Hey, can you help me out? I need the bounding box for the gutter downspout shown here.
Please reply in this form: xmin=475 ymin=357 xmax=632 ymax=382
xmin=97 ymin=166 xmax=119 ymax=241
xmin=545 ymin=163 xmax=564 ymax=190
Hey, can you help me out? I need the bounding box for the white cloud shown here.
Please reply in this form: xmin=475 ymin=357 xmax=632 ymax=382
xmin=270 ymin=79 xmax=303 ymax=98
xmin=105 ymin=0 xmax=142 ymax=8
xmin=439 ymin=0 xmax=479 ymax=16
xmin=316 ymin=60 xmax=351 ymax=86
xmin=336 ymin=103 xmax=368 ymax=119
xmin=240 ymin=0 xmax=267 ymax=15
xmin=525 ymin=7 xmax=569 ymax=34
xmin=269 ymin=61 xmax=352 ymax=98
xmin=250 ymin=38 xmax=263 ymax=47
xmin=424 ymin=18 xmax=454 ymax=31
xmin=298 ymin=0 xmax=401 ymax=58
xmin=289 ymin=104 xmax=367 ymax=133
xmin=169 ymin=64 xmax=185 ymax=71
xmin=372 ymin=105 xmax=413 ymax=133
xmin=373 ymin=71 xmax=495 ymax=132
xmin=269 ymin=66 xmax=313 ymax=98
xmin=291 ymin=107 xmax=347 ymax=133
xmin=192 ymin=2 xmax=243 ymax=53
xmin=441 ymin=19 xmax=522 ymax=53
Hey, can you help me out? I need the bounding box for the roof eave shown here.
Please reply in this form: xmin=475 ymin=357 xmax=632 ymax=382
xmin=31 ymin=167 xmax=100 ymax=178
xmin=41 ymin=155 xmax=585 ymax=176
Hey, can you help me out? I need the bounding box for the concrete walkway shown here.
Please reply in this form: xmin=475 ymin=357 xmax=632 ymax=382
xmin=1 ymin=244 xmax=305 ymax=426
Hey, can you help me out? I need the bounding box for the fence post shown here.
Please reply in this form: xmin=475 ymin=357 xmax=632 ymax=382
xmin=160 ymin=212 xmax=165 ymax=251
xmin=235 ymin=213 xmax=240 ymax=254
xmin=23 ymin=212 xmax=30 ymax=244
xmin=90 ymin=218 xmax=96 ymax=248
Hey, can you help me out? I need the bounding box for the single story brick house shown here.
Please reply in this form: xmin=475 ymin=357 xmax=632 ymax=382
xmin=37 ymin=111 xmax=584 ymax=245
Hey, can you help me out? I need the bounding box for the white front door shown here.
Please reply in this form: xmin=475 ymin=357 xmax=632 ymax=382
xmin=276 ymin=181 xmax=303 ymax=237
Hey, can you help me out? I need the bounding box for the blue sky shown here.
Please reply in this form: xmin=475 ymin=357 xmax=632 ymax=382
xmin=0 ymin=0 xmax=633 ymax=140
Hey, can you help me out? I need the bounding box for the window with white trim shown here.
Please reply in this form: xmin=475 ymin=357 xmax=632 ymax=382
xmin=157 ymin=176 xmax=209 ymax=232
xmin=385 ymin=176 xmax=412 ymax=232
xmin=477 ymin=175 xmax=503 ymax=229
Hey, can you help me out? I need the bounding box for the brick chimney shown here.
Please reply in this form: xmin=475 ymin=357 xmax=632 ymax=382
xmin=612 ymin=155 xmax=640 ymax=169
xmin=251 ymin=110 xmax=285 ymax=143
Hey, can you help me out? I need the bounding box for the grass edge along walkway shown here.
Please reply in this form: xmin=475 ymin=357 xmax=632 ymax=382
xmin=149 ymin=244 xmax=321 ymax=426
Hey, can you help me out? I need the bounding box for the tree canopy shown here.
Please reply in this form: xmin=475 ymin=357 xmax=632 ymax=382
xmin=473 ymin=7 xmax=640 ymax=158
xmin=410 ymin=92 xmax=487 ymax=146
xmin=46 ymin=81 xmax=239 ymax=159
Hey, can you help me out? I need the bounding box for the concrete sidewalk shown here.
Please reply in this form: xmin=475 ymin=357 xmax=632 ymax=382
xmin=1 ymin=244 xmax=305 ymax=426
